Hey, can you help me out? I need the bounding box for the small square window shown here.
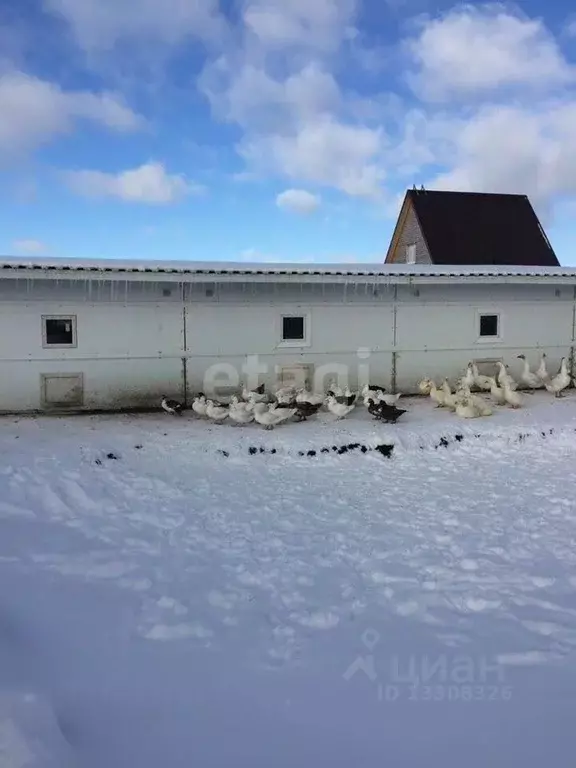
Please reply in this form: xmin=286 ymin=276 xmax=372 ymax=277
xmin=43 ymin=316 xmax=77 ymax=347
xmin=479 ymin=314 xmax=499 ymax=338
xmin=282 ymin=315 xmax=305 ymax=341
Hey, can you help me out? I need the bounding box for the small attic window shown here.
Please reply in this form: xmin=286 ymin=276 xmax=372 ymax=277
xmin=406 ymin=244 xmax=416 ymax=264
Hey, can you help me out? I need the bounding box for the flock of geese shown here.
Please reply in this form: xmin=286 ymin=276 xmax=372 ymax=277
xmin=159 ymin=353 xmax=572 ymax=427
xmin=160 ymin=380 xmax=407 ymax=430
xmin=419 ymin=353 xmax=572 ymax=419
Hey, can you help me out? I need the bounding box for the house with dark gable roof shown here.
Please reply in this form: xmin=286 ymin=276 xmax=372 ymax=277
xmin=385 ymin=189 xmax=560 ymax=267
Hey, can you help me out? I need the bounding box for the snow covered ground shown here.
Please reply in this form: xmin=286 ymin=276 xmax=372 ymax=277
xmin=2 ymin=392 xmax=576 ymax=766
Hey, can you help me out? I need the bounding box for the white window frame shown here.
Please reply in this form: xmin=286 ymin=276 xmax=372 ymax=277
xmin=476 ymin=311 xmax=502 ymax=343
xmin=42 ymin=314 xmax=77 ymax=349
xmin=278 ymin=313 xmax=310 ymax=348
xmin=405 ymin=243 xmax=416 ymax=264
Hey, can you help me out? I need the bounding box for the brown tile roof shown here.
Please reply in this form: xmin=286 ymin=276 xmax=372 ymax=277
xmin=408 ymin=190 xmax=559 ymax=267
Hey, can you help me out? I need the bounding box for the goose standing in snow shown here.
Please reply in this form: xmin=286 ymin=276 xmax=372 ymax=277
xmin=252 ymin=402 xmax=296 ymax=429
xmin=379 ymin=392 xmax=403 ymax=406
xmin=463 ymin=363 xmax=477 ymax=391
xmin=294 ymin=402 xmax=322 ymax=421
xmin=441 ymin=379 xmax=458 ymax=411
xmin=496 ymin=362 xmax=518 ymax=391
xmin=361 ymin=384 xmax=387 ymax=401
xmin=367 ymin=399 xmax=406 ymax=423
xmin=487 ymin=376 xmax=506 ymax=405
xmin=274 ymin=386 xmax=297 ymax=404
xmin=325 ymin=394 xmax=355 ymax=419
xmin=536 ymin=353 xmax=549 ymax=382
xmin=327 ymin=391 xmax=356 ymax=407
xmin=419 ymin=378 xmax=446 ymax=407
xmin=296 ymin=389 xmax=324 ymax=406
xmin=228 ymin=396 xmax=255 ymax=425
xmin=501 ymin=379 xmax=522 ymax=409
xmin=161 ymin=396 xmax=183 ymax=416
xmin=206 ymin=400 xmax=229 ymax=423
xmin=517 ymin=354 xmax=543 ymax=391
xmin=544 ymin=357 xmax=571 ymax=397
xmin=191 ymin=393 xmax=208 ymax=417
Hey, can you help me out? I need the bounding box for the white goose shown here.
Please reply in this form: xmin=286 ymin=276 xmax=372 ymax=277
xmin=536 ymin=353 xmax=549 ymax=382
xmin=544 ymin=357 xmax=571 ymax=397
xmin=242 ymin=384 xmax=267 ymax=403
xmin=501 ymin=379 xmax=522 ymax=409
xmin=419 ymin=378 xmax=446 ymax=407
xmin=487 ymin=376 xmax=506 ymax=406
xmin=380 ymin=392 xmax=403 ymax=407
xmin=441 ymin=379 xmax=458 ymax=411
xmin=296 ymin=389 xmax=324 ymax=406
xmin=191 ymin=393 xmax=208 ymax=417
xmin=496 ymin=362 xmax=518 ymax=391
xmin=252 ymin=402 xmax=296 ymax=429
xmin=463 ymin=363 xmax=477 ymax=391
xmin=517 ymin=355 xmax=543 ymax=391
xmin=228 ymin=396 xmax=255 ymax=425
xmin=325 ymin=394 xmax=355 ymax=419
xmin=457 ymin=382 xmax=493 ymax=416
xmin=471 ymin=362 xmax=492 ymax=391
xmin=454 ymin=394 xmax=482 ymax=419
xmin=206 ymin=400 xmax=229 ymax=423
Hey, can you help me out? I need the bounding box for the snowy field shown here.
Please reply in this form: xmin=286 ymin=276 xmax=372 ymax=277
xmin=2 ymin=392 xmax=576 ymax=766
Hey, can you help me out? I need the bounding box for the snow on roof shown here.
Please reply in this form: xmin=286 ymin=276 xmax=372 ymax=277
xmin=1 ymin=256 xmax=576 ymax=279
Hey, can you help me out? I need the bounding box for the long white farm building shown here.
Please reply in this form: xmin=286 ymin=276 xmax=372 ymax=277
xmin=1 ymin=257 xmax=575 ymax=412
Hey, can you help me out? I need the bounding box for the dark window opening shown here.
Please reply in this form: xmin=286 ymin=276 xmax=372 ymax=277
xmin=45 ymin=317 xmax=75 ymax=345
xmin=282 ymin=316 xmax=305 ymax=341
xmin=479 ymin=314 xmax=499 ymax=337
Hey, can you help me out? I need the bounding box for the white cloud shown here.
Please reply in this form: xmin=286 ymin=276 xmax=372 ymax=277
xmin=65 ymin=162 xmax=200 ymax=204
xmin=407 ymin=5 xmax=574 ymax=101
xmin=12 ymin=239 xmax=47 ymax=255
xmin=276 ymin=188 xmax=321 ymax=214
xmin=199 ymin=0 xmax=386 ymax=198
xmin=43 ymin=0 xmax=224 ymax=52
xmin=0 ymin=70 xmax=142 ymax=156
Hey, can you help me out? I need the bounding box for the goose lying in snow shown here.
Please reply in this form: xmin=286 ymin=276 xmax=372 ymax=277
xmin=206 ymin=400 xmax=229 ymax=423
xmin=544 ymin=357 xmax=571 ymax=397
xmin=325 ymin=395 xmax=355 ymax=419
xmin=228 ymin=396 xmax=255 ymax=425
xmin=192 ymin=393 xmax=208 ymax=417
xmin=455 ymin=382 xmax=493 ymax=416
xmin=440 ymin=380 xmax=458 ymax=411
xmin=454 ymin=393 xmax=492 ymax=419
xmin=252 ymin=402 xmax=296 ymax=429
xmin=471 ymin=362 xmax=492 ymax=391
xmin=161 ymin=396 xmax=183 ymax=415
xmin=517 ymin=355 xmax=544 ymax=391
xmin=242 ymin=383 xmax=267 ymax=403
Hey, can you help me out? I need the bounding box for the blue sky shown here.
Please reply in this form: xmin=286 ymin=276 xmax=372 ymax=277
xmin=2 ymin=0 xmax=576 ymax=265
